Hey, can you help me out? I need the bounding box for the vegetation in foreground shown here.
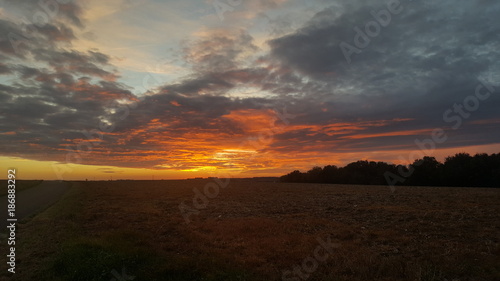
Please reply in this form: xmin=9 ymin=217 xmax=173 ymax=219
xmin=280 ymin=152 xmax=500 ymax=187
xmin=2 ymin=181 xmax=499 ymax=281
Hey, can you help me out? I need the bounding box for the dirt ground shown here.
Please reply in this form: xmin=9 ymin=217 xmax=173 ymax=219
xmin=80 ymin=180 xmax=500 ymax=280
xmin=6 ymin=180 xmax=500 ymax=280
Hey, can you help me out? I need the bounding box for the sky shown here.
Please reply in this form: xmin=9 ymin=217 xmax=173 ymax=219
xmin=0 ymin=0 xmax=499 ymax=180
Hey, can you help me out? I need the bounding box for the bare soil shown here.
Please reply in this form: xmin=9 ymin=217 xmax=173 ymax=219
xmin=5 ymin=180 xmax=500 ymax=281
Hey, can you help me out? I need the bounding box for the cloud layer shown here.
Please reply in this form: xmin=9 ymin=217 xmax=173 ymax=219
xmin=1 ymin=0 xmax=499 ymax=175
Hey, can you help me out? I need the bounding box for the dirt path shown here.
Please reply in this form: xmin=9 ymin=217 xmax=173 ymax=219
xmin=0 ymin=181 xmax=70 ymax=230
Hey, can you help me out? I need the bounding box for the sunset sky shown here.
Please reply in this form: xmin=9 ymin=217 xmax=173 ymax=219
xmin=1 ymin=0 xmax=499 ymax=180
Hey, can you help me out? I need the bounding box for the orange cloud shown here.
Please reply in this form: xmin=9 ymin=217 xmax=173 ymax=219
xmin=341 ymin=129 xmax=433 ymax=140
xmin=222 ymin=109 xmax=276 ymax=133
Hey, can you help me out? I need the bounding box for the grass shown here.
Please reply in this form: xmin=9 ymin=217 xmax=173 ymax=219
xmin=52 ymin=231 xmax=163 ymax=281
xmin=48 ymin=229 xmax=257 ymax=281
xmin=1 ymin=180 xmax=498 ymax=280
xmin=0 ymin=182 xmax=82 ymax=280
xmin=0 ymin=180 xmax=43 ymax=196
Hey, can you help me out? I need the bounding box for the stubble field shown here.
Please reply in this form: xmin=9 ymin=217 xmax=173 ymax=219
xmin=4 ymin=180 xmax=499 ymax=281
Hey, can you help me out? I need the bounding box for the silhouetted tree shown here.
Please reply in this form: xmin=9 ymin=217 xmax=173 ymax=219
xmin=304 ymin=166 xmax=323 ymax=183
xmin=407 ymin=156 xmax=443 ymax=186
xmin=280 ymin=170 xmax=303 ymax=183
xmin=319 ymin=165 xmax=339 ymax=183
xmin=279 ymin=152 xmax=500 ymax=187
xmin=442 ymin=153 xmax=474 ymax=187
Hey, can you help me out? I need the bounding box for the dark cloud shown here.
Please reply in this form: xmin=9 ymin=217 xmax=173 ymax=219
xmin=0 ymin=62 xmax=11 ymax=74
xmin=31 ymin=23 xmax=75 ymax=42
xmin=182 ymin=29 xmax=258 ymax=74
xmin=3 ymin=0 xmax=84 ymax=28
xmin=0 ymin=19 xmax=27 ymax=57
xmin=0 ymin=0 xmax=81 ymax=60
xmin=30 ymin=49 xmax=117 ymax=80
xmin=264 ymin=0 xmax=500 ymax=121
xmin=159 ymin=74 xmax=234 ymax=96
xmin=267 ymin=0 xmax=500 ymax=84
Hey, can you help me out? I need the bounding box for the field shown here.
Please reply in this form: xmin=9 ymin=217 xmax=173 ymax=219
xmin=0 ymin=180 xmax=43 ymax=197
xmin=3 ymin=180 xmax=499 ymax=281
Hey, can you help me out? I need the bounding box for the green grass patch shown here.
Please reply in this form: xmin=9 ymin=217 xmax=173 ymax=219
xmin=50 ymin=231 xmax=162 ymax=281
xmin=0 ymin=182 xmax=81 ymax=280
xmin=49 ymin=230 xmax=258 ymax=281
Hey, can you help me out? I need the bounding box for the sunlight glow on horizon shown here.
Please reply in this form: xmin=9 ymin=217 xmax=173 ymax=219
xmin=2 ymin=142 xmax=499 ymax=180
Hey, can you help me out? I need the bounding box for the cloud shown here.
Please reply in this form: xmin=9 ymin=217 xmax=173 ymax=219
xmin=3 ymin=0 xmax=84 ymax=27
xmin=30 ymin=23 xmax=76 ymax=41
xmin=183 ymin=29 xmax=258 ymax=74
xmin=0 ymin=0 xmax=499 ymax=174
xmin=29 ymin=49 xmax=118 ymax=80
xmin=0 ymin=62 xmax=11 ymax=74
xmin=264 ymin=0 xmax=500 ymax=120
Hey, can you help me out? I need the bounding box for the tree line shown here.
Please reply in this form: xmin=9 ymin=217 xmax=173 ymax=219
xmin=279 ymin=152 xmax=500 ymax=187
